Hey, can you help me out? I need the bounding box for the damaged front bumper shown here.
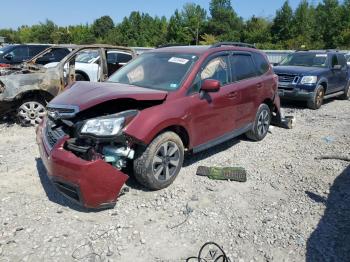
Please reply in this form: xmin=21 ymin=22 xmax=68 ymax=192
xmin=36 ymin=122 xmax=129 ymax=209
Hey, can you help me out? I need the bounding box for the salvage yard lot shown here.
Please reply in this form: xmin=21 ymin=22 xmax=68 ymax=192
xmin=0 ymin=99 xmax=349 ymax=261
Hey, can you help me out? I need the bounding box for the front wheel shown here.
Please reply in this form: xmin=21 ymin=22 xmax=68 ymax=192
xmin=246 ymin=104 xmax=271 ymax=141
xmin=307 ymin=85 xmax=325 ymax=110
xmin=133 ymin=132 xmax=184 ymax=190
xmin=17 ymin=99 xmax=46 ymax=126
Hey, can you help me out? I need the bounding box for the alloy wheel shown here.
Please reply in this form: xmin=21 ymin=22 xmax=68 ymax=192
xmin=257 ymin=109 xmax=270 ymax=137
xmin=152 ymin=141 xmax=180 ymax=181
xmin=316 ymin=89 xmax=324 ymax=108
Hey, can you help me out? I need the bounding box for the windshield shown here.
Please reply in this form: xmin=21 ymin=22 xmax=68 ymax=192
xmin=0 ymin=45 xmax=14 ymax=55
xmin=279 ymin=53 xmax=328 ymax=68
xmin=76 ymin=50 xmax=99 ymax=63
xmin=108 ymin=52 xmax=198 ymax=91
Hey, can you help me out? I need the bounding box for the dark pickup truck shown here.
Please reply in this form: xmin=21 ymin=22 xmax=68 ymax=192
xmin=274 ymin=51 xmax=350 ymax=109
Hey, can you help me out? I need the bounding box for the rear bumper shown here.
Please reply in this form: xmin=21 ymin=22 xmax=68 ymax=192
xmin=278 ymin=88 xmax=314 ymax=101
xmin=36 ymin=122 xmax=129 ymax=209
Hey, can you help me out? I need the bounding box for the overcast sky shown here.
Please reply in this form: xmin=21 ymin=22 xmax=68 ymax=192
xmin=0 ymin=0 xmax=322 ymax=29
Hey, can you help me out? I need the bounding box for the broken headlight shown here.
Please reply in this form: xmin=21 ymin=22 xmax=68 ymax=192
xmin=81 ymin=116 xmax=124 ymax=137
xmin=80 ymin=110 xmax=139 ymax=138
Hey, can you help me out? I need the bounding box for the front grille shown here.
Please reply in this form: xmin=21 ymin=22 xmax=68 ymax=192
xmin=45 ymin=120 xmax=66 ymax=149
xmin=54 ymin=181 xmax=81 ymax=203
xmin=47 ymin=105 xmax=79 ymax=120
xmin=277 ymin=74 xmax=300 ymax=90
xmin=278 ymin=74 xmax=298 ymax=83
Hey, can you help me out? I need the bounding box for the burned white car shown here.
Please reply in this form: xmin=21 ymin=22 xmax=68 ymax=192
xmin=0 ymin=45 xmax=135 ymax=125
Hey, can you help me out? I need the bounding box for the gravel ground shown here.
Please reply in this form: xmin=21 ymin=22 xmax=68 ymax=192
xmin=0 ymin=99 xmax=349 ymax=262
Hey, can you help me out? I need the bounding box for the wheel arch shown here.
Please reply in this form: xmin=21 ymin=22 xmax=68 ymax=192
xmin=15 ymin=89 xmax=54 ymax=105
xmin=318 ymin=79 xmax=328 ymax=93
xmin=154 ymin=125 xmax=190 ymax=150
xmin=75 ymin=70 xmax=90 ymax=81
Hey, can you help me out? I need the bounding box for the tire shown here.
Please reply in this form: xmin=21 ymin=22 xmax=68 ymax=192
xmin=307 ymin=85 xmax=325 ymax=110
xmin=246 ymin=104 xmax=271 ymax=141
xmin=133 ymin=131 xmax=184 ymax=190
xmin=17 ymin=98 xmax=46 ymax=126
xmin=75 ymin=72 xmax=88 ymax=81
xmin=339 ymin=82 xmax=350 ymax=100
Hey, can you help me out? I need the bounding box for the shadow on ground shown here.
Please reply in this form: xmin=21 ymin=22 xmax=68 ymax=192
xmin=306 ymin=165 xmax=350 ymax=262
xmin=281 ymin=98 xmax=335 ymax=110
xmin=36 ymin=158 xmax=92 ymax=212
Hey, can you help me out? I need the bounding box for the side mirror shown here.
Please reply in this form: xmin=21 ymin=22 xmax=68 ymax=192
xmin=333 ymin=64 xmax=342 ymax=70
xmin=201 ymin=79 xmax=221 ymax=93
xmin=4 ymin=53 xmax=13 ymax=60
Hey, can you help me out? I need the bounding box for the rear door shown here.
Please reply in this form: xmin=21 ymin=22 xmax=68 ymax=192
xmin=329 ymin=54 xmax=341 ymax=93
xmin=336 ymin=54 xmax=348 ymax=91
xmin=229 ymin=52 xmax=261 ymax=128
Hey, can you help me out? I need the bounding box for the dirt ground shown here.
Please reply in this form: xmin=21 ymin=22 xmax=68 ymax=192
xmin=0 ymin=99 xmax=349 ymax=262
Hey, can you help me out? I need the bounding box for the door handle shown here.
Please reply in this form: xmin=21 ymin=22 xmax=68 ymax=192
xmin=257 ymin=83 xmax=263 ymax=88
xmin=227 ymin=91 xmax=238 ymax=99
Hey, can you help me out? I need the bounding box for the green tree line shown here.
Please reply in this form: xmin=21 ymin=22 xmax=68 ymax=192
xmin=1 ymin=0 xmax=349 ymax=49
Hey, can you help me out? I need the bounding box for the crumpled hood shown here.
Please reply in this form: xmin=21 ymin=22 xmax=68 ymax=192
xmin=273 ymin=65 xmax=328 ymax=76
xmin=50 ymin=81 xmax=168 ymax=111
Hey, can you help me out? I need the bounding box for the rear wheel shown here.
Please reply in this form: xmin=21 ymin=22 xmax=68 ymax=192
xmin=17 ymin=98 xmax=46 ymax=126
xmin=133 ymin=132 xmax=184 ymax=190
xmin=246 ymin=104 xmax=271 ymax=141
xmin=307 ymin=85 xmax=325 ymax=110
xmin=339 ymin=82 xmax=350 ymax=100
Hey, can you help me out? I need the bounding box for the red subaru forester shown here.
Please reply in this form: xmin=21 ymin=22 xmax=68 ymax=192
xmin=37 ymin=42 xmax=281 ymax=209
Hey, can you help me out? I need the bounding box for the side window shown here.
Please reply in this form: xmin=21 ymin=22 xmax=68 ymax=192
xmin=331 ymin=55 xmax=339 ymax=67
xmin=252 ymin=52 xmax=269 ymax=75
xmin=107 ymin=52 xmax=118 ymax=64
xmin=337 ymin=54 xmax=346 ymax=68
xmin=191 ymin=55 xmax=229 ymax=93
xmin=117 ymin=53 xmax=133 ymax=64
xmin=230 ymin=54 xmax=257 ymax=82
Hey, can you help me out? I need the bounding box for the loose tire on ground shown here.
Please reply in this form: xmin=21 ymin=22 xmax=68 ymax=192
xmin=246 ymin=103 xmax=271 ymax=141
xmin=307 ymin=85 xmax=325 ymax=110
xmin=133 ymin=131 xmax=184 ymax=190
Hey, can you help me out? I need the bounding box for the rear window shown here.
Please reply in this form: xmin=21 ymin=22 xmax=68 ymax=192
xmin=253 ymin=52 xmax=270 ymax=75
xmin=230 ymin=55 xmax=257 ymax=81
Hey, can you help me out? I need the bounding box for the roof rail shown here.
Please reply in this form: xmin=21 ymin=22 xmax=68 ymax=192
xmin=211 ymin=42 xmax=256 ymax=49
xmin=157 ymin=43 xmax=187 ymax=49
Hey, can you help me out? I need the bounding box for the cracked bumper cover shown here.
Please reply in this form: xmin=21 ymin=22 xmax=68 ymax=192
xmin=36 ymin=123 xmax=129 ymax=209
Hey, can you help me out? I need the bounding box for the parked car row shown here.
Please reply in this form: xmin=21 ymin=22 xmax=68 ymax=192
xmin=0 ymin=42 xmax=349 ymax=209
